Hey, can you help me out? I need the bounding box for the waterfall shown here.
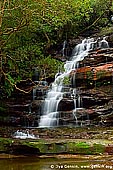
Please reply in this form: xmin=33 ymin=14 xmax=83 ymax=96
xmin=98 ymin=36 xmax=109 ymax=48
xmin=62 ymin=40 xmax=67 ymax=57
xmin=39 ymin=37 xmax=109 ymax=128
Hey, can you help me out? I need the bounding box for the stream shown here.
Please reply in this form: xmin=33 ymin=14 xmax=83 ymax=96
xmin=0 ymin=155 xmax=113 ymax=170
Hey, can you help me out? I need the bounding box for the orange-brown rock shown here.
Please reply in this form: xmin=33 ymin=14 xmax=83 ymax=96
xmin=72 ymin=63 xmax=113 ymax=81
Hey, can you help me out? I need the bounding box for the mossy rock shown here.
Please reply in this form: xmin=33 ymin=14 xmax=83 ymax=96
xmin=97 ymin=27 xmax=113 ymax=37
xmin=0 ymin=138 xmax=12 ymax=152
xmin=92 ymin=143 xmax=105 ymax=154
xmin=67 ymin=142 xmax=91 ymax=154
xmin=75 ymin=142 xmax=91 ymax=154
xmin=66 ymin=142 xmax=105 ymax=155
xmin=24 ymin=141 xmax=66 ymax=153
xmin=23 ymin=140 xmax=49 ymax=153
xmin=0 ymin=138 xmax=107 ymax=155
xmin=54 ymin=143 xmax=66 ymax=153
xmin=19 ymin=140 xmax=106 ymax=154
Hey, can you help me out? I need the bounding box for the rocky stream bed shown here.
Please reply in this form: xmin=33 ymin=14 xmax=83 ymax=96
xmin=0 ymin=127 xmax=113 ymax=156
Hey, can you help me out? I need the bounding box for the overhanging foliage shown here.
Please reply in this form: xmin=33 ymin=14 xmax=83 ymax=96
xmin=0 ymin=0 xmax=112 ymax=97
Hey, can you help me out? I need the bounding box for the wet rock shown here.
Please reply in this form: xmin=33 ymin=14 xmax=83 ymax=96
xmin=71 ymin=63 xmax=113 ymax=81
xmin=1 ymin=34 xmax=113 ymax=127
xmin=58 ymin=99 xmax=75 ymax=111
xmin=105 ymin=145 xmax=113 ymax=154
xmin=107 ymin=33 xmax=113 ymax=47
xmin=0 ymin=137 xmax=109 ymax=155
xmin=32 ymin=100 xmax=44 ymax=115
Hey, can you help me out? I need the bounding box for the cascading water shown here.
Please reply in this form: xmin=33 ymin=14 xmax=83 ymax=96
xmin=39 ymin=37 xmax=109 ymax=127
xmin=62 ymin=40 xmax=67 ymax=57
xmin=13 ymin=130 xmax=38 ymax=139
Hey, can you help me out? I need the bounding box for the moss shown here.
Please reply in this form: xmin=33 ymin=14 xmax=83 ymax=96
xmin=66 ymin=142 xmax=91 ymax=154
xmin=67 ymin=142 xmax=76 ymax=152
xmin=92 ymin=143 xmax=105 ymax=154
xmin=23 ymin=141 xmax=66 ymax=153
xmin=86 ymin=71 xmax=93 ymax=80
xmin=0 ymin=138 xmax=106 ymax=155
xmin=66 ymin=142 xmax=105 ymax=155
xmin=34 ymin=143 xmax=48 ymax=153
xmin=74 ymin=142 xmax=91 ymax=154
xmin=0 ymin=138 xmax=12 ymax=145
xmin=96 ymin=70 xmax=106 ymax=79
xmin=54 ymin=143 xmax=66 ymax=153
xmin=99 ymin=27 xmax=113 ymax=36
xmin=0 ymin=138 xmax=13 ymax=152
xmin=63 ymin=76 xmax=70 ymax=86
xmin=23 ymin=140 xmax=55 ymax=153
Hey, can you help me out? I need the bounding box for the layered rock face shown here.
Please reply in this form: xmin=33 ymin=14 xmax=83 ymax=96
xmin=1 ymin=36 xmax=113 ymax=127
xmin=68 ymin=46 xmax=113 ymax=126
xmin=46 ymin=36 xmax=113 ymax=127
xmin=1 ymin=82 xmax=47 ymax=127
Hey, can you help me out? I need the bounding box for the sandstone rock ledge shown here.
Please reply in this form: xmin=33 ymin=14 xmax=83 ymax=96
xmin=0 ymin=137 xmax=113 ymax=156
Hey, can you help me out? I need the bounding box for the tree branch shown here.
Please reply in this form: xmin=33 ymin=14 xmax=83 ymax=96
xmin=78 ymin=10 xmax=107 ymax=36
xmin=2 ymin=71 xmax=36 ymax=94
xmin=2 ymin=19 xmax=30 ymax=47
xmin=0 ymin=0 xmax=7 ymax=28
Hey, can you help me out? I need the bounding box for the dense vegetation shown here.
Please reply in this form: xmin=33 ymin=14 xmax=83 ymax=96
xmin=0 ymin=0 xmax=113 ymax=97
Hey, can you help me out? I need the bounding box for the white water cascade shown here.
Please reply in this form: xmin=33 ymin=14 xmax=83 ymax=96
xmin=39 ymin=37 xmax=109 ymax=127
xmin=62 ymin=40 xmax=67 ymax=57
xmin=13 ymin=130 xmax=38 ymax=139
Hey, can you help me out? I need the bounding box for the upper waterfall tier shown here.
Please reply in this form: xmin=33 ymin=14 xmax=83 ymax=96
xmin=39 ymin=37 xmax=109 ymax=128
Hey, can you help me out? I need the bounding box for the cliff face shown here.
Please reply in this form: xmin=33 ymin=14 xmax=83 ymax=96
xmin=72 ymin=48 xmax=113 ymax=81
xmin=68 ymin=41 xmax=113 ymax=126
